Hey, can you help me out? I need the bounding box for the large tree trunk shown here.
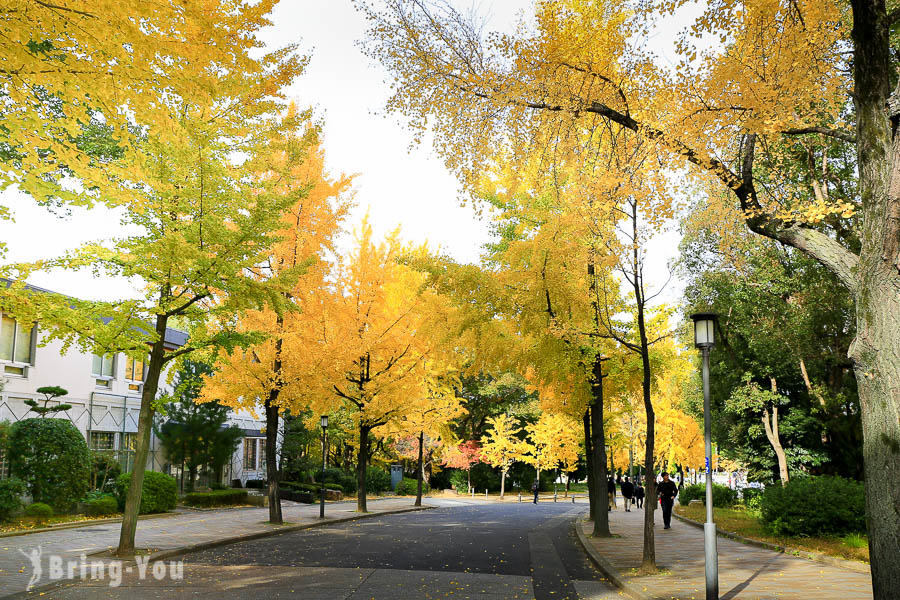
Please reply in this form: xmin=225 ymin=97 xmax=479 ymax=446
xmin=590 ymin=358 xmax=611 ymax=537
xmin=415 ymin=430 xmax=424 ymax=507
xmin=116 ymin=313 xmax=168 ymax=556
xmin=848 ymin=4 xmax=900 ymax=597
xmin=584 ymin=409 xmax=595 ymax=521
xmin=500 ymin=468 xmax=506 ymax=499
xmin=357 ymin=422 xmax=371 ymax=512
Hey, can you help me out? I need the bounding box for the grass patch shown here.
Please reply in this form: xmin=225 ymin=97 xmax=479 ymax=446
xmin=0 ymin=513 xmax=120 ymax=534
xmin=674 ymin=504 xmax=869 ymax=564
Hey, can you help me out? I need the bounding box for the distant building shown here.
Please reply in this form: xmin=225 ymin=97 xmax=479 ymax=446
xmin=0 ymin=280 xmax=274 ymax=487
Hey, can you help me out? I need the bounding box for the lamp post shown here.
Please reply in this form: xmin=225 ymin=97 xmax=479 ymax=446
xmin=690 ymin=313 xmax=718 ymax=600
xmin=319 ymin=415 xmax=328 ymax=519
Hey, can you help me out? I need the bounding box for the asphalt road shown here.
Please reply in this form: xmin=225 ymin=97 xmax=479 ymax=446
xmin=37 ymin=499 xmax=618 ymax=599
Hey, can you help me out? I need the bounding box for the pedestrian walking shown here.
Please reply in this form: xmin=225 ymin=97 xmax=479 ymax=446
xmin=657 ymin=472 xmax=678 ymax=529
xmin=635 ymin=483 xmax=645 ymax=508
xmin=607 ymin=476 xmax=616 ymax=511
xmin=531 ymin=479 xmax=539 ymax=504
xmin=621 ymin=476 xmax=634 ymax=512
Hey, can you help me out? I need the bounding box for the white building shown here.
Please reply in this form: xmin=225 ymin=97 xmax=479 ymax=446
xmin=0 ymin=280 xmax=273 ymax=488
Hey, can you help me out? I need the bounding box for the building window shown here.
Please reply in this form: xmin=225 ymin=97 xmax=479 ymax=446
xmin=259 ymin=439 xmax=267 ymax=470
xmin=90 ymin=432 xmax=116 ymax=451
xmin=124 ymin=356 xmax=145 ymax=382
xmin=121 ymin=433 xmax=137 ymax=451
xmin=0 ymin=314 xmax=35 ymax=375
xmin=243 ymin=438 xmax=258 ymax=471
xmin=92 ymin=353 xmax=116 ymax=388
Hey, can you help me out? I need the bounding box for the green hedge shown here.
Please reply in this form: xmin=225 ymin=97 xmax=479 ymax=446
xmin=183 ymin=490 xmax=249 ymax=508
xmin=0 ymin=477 xmax=25 ymax=522
xmin=678 ymin=483 xmax=737 ymax=508
xmin=395 ymin=478 xmax=429 ymax=496
xmin=115 ymin=471 xmax=177 ymax=514
xmin=282 ymin=481 xmax=343 ymax=493
xmin=9 ymin=418 xmax=90 ymax=512
xmin=25 ymin=502 xmax=53 ymax=521
xmin=85 ymin=495 xmax=118 ymax=516
xmin=366 ymin=467 xmax=391 ymax=494
xmin=760 ymin=476 xmax=866 ymax=537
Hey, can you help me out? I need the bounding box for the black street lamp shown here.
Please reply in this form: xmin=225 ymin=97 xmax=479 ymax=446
xmin=690 ymin=312 xmax=718 ymax=600
xmin=320 ymin=415 xmax=328 ymax=519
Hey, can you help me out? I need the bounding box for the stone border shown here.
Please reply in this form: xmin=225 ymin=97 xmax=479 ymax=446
xmin=672 ymin=512 xmax=870 ymax=575
xmin=572 ymin=516 xmax=655 ymax=600
xmin=3 ymin=505 xmax=433 ymax=599
xmin=0 ymin=510 xmax=181 ymax=539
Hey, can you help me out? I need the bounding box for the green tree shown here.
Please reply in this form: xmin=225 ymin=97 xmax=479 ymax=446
xmin=155 ymin=361 xmax=242 ymax=492
xmin=24 ymin=386 xmax=72 ymax=417
xmin=9 ymin=418 xmax=90 ymax=512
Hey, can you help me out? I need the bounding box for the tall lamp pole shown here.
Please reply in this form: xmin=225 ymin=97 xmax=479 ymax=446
xmin=690 ymin=313 xmax=719 ymax=600
xmin=319 ymin=415 xmax=328 ymax=519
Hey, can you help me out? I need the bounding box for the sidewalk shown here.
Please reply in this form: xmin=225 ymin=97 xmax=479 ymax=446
xmin=0 ymin=497 xmax=432 ymax=598
xmin=576 ymin=505 xmax=873 ymax=600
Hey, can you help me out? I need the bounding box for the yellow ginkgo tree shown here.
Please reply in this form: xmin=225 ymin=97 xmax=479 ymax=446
xmin=479 ymin=414 xmax=527 ymax=499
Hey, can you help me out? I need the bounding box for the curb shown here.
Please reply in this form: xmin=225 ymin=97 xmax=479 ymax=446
xmin=671 ymin=513 xmax=870 ymax=575
xmin=0 ymin=510 xmax=182 ymax=539
xmin=5 ymin=504 xmax=433 ymax=599
xmin=573 ymin=516 xmax=654 ymax=600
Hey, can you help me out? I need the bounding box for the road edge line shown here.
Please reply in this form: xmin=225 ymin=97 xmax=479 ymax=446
xmin=572 ymin=515 xmax=654 ymax=600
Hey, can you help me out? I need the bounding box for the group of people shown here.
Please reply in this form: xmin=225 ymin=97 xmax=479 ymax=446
xmin=607 ymin=475 xmax=645 ymax=511
xmin=528 ymin=470 xmax=681 ymax=530
xmin=607 ymin=471 xmax=680 ymax=529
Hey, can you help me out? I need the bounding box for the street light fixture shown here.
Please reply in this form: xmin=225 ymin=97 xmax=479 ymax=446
xmin=320 ymin=415 xmax=328 ymax=519
xmin=690 ymin=312 xmax=718 ymax=600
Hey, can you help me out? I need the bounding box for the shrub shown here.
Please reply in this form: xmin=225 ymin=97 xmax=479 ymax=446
xmin=365 ymin=466 xmax=391 ymax=494
xmin=678 ymin=483 xmax=704 ymax=506
xmin=760 ymin=476 xmax=866 ymax=537
xmin=0 ymin=477 xmax=26 ymax=521
xmin=115 ymin=471 xmax=177 ymax=514
xmin=183 ymin=489 xmax=249 ymax=507
xmin=395 ymin=478 xmax=430 ymax=496
xmin=337 ymin=474 xmax=357 ymax=494
xmin=25 ymin=502 xmax=53 ymax=522
xmin=449 ymin=469 xmax=469 ymax=493
xmin=9 ymin=418 xmax=90 ymax=512
xmin=470 ymin=463 xmax=501 ymax=492
xmin=678 ymin=483 xmax=737 ymax=508
xmin=245 ymin=479 xmax=266 ymax=489
xmin=740 ymin=487 xmax=764 ymax=512
xmin=91 ymin=451 xmax=121 ymax=492
xmin=209 ymin=482 xmax=228 ymax=491
xmin=85 ymin=495 xmax=119 ymax=516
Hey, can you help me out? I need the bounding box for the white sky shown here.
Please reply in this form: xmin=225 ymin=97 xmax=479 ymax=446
xmin=0 ymin=0 xmax=696 ymax=304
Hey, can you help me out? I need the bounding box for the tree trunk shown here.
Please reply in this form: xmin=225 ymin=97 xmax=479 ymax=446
xmin=500 ymin=468 xmax=507 ymax=499
xmin=187 ymin=465 xmax=197 ymax=493
xmin=265 ymin=394 xmax=282 ymax=524
xmin=583 ymin=409 xmax=595 ymax=521
xmin=761 ymin=406 xmax=789 ymax=486
xmin=116 ymin=313 xmax=168 ymax=557
xmin=415 ymin=430 xmax=424 ymax=507
xmin=357 ymin=422 xmax=371 ymax=512
xmin=590 ymin=359 xmax=611 ymax=537
xmin=639 ymin=341 xmax=657 ymax=573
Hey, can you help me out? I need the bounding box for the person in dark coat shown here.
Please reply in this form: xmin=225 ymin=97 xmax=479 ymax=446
xmin=532 ymin=479 xmax=539 ymax=504
xmin=657 ymin=472 xmax=678 ymax=529
xmin=621 ymin=476 xmax=635 ymax=512
xmin=634 ymin=483 xmax=645 ymax=508
xmin=607 ymin=476 xmax=616 ymax=511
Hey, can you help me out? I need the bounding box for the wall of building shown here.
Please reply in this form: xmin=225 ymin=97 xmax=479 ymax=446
xmin=0 ymin=323 xmax=274 ymax=487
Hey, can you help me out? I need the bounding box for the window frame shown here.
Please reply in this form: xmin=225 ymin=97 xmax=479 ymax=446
xmin=0 ymin=313 xmax=36 ymax=376
xmin=92 ymin=353 xmax=116 ymax=388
